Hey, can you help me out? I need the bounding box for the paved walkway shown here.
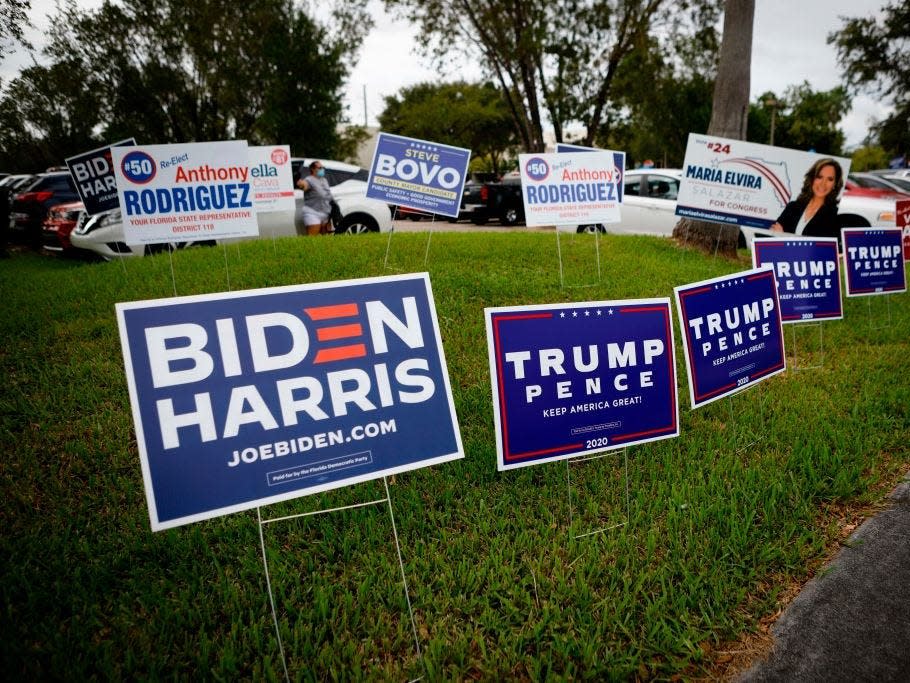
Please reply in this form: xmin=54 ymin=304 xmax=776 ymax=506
xmin=738 ymin=474 xmax=910 ymax=682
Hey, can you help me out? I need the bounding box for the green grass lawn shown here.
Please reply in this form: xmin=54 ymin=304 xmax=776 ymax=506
xmin=1 ymin=232 xmax=908 ymax=680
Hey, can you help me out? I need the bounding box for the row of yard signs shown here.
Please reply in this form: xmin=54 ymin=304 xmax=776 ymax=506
xmin=116 ymin=226 xmax=906 ymax=527
xmin=89 ymin=129 xmax=905 ymax=677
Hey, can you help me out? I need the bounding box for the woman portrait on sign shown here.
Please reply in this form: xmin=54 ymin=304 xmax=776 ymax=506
xmin=770 ymin=158 xmax=843 ymax=238
xmin=296 ymin=160 xmax=334 ymax=236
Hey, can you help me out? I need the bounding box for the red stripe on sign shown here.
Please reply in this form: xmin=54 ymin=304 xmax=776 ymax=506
xmin=305 ymin=303 xmax=358 ymax=320
xmin=314 ymin=344 xmax=367 ymax=364
xmin=316 ymin=323 xmax=363 ymax=341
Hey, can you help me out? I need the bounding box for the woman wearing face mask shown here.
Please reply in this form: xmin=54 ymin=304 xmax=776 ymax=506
xmin=770 ymin=158 xmax=843 ymax=237
xmin=296 ymin=160 xmax=335 ymax=235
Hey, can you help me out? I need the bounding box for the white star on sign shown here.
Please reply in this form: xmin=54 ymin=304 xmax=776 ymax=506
xmin=584 ymin=310 xmax=590 ymax=316
xmin=572 ymin=311 xmax=578 ymax=318
xmin=596 ymin=310 xmax=602 ymax=316
xmin=560 ymin=312 xmax=565 ymax=318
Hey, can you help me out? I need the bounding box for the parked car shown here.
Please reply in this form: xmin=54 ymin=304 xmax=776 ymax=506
xmin=10 ymin=171 xmax=79 ymax=247
xmin=844 ymin=173 xmax=910 ymax=199
xmin=41 ymin=201 xmax=85 ymax=253
xmin=70 ymin=159 xmax=392 ymax=259
xmin=556 ymin=168 xmax=899 ymax=248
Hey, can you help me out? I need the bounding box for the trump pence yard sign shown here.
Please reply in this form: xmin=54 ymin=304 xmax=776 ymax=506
xmin=675 ymin=267 xmax=786 ymax=409
xmin=751 ymin=237 xmax=843 ymax=322
xmin=485 ymin=299 xmax=679 ymax=471
xmin=116 ymin=273 xmax=463 ymax=530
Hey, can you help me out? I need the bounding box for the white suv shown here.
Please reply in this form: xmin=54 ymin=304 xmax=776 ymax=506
xmin=70 ymin=158 xmax=391 ymax=259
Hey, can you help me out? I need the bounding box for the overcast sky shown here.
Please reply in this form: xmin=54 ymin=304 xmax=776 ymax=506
xmin=5 ymin=0 xmax=893 ymax=149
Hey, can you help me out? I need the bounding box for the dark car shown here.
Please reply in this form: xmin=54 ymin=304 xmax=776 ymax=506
xmin=11 ymin=171 xmax=79 ymax=248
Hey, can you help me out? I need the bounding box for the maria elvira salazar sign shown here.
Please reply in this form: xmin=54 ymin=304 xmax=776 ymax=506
xmin=116 ymin=273 xmax=463 ymax=530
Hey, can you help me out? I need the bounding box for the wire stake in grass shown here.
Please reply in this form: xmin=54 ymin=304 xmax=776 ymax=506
xmin=566 ymin=447 xmax=630 ymax=539
xmin=383 ymin=206 xmax=400 ymax=271
xmin=865 ymin=292 xmax=893 ymax=330
xmin=790 ymin=321 xmax=824 ymax=371
xmin=555 ymin=229 xmax=601 ymax=289
xmin=727 ymin=388 xmax=768 ymax=454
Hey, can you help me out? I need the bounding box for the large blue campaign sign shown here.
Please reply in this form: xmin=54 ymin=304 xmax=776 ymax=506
xmin=485 ymin=299 xmax=679 ymax=471
xmin=65 ymin=138 xmax=136 ymax=215
xmin=752 ymin=237 xmax=843 ymax=322
xmin=674 ymin=268 xmax=786 ymax=409
xmin=842 ymin=228 xmax=907 ymax=297
xmin=366 ymin=133 xmax=471 ymax=218
xmin=116 ymin=273 xmax=463 ymax=530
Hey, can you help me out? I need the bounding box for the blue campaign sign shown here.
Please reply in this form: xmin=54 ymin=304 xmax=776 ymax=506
xmin=674 ymin=267 xmax=786 ymax=409
xmin=65 ymin=138 xmax=136 ymax=215
xmin=116 ymin=273 xmax=463 ymax=530
xmin=366 ymin=132 xmax=471 ymax=218
xmin=842 ymin=228 xmax=907 ymax=297
xmin=752 ymin=237 xmax=843 ymax=322
xmin=485 ymin=299 xmax=679 ymax=471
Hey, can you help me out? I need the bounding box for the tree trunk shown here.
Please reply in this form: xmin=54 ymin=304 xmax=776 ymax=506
xmin=673 ymin=0 xmax=755 ymax=257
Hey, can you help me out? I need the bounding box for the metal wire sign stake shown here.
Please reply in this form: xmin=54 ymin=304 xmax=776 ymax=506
xmin=255 ymin=476 xmax=422 ymax=682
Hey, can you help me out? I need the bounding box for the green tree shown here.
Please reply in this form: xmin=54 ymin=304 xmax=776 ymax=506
xmin=384 ymin=0 xmax=721 ymax=152
xmin=850 ymin=145 xmax=890 ymax=172
xmin=0 ymin=0 xmax=369 ymax=168
xmin=378 ymin=81 xmax=517 ymax=174
xmin=0 ymin=0 xmax=31 ymax=62
xmin=747 ymin=83 xmax=851 ymax=155
xmin=829 ymin=2 xmax=909 ymax=161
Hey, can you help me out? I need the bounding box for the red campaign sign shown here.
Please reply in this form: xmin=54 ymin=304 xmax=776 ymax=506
xmin=898 ymin=199 xmax=910 ymax=261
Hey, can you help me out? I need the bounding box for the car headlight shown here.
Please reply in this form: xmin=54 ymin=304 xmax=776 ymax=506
xmin=75 ymin=208 xmax=121 ymax=235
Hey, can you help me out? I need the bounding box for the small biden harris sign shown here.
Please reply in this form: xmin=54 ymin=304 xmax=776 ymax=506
xmin=674 ymin=267 xmax=786 ymax=409
xmin=752 ymin=237 xmax=843 ymax=322
xmin=841 ymin=228 xmax=906 ymax=297
xmin=366 ymin=132 xmax=471 ymax=218
xmin=116 ymin=273 xmax=463 ymax=530
xmin=485 ymin=299 xmax=679 ymax=471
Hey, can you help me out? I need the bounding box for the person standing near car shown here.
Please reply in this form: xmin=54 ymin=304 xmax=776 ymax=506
xmin=770 ymin=158 xmax=843 ymax=237
xmin=296 ymin=160 xmax=334 ymax=236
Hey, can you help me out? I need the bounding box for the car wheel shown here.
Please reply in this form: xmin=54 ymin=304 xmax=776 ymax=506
xmin=838 ymin=213 xmax=871 ymax=228
xmin=336 ymin=213 xmax=379 ymax=234
xmin=576 ymin=224 xmax=605 ymax=234
xmin=499 ymin=207 xmax=519 ymax=225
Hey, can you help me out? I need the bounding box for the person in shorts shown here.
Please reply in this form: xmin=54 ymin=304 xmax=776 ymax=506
xmin=296 ymin=160 xmax=334 ymax=235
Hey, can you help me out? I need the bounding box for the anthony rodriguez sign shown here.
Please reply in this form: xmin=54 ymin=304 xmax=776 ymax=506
xmin=675 ymin=268 xmax=786 ymax=409
xmin=752 ymin=237 xmax=843 ymax=322
xmin=518 ymin=151 xmax=624 ymax=227
xmin=112 ymin=140 xmax=259 ymax=245
xmin=842 ymin=228 xmax=906 ymax=297
xmin=116 ymin=273 xmax=463 ymax=530
xmin=485 ymin=299 xmax=679 ymax=471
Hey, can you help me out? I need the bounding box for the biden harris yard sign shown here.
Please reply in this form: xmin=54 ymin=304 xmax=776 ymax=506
xmin=366 ymin=132 xmax=471 ymax=218
xmin=752 ymin=237 xmax=843 ymax=322
xmin=65 ymin=138 xmax=136 ymax=215
xmin=116 ymin=273 xmax=463 ymax=530
xmin=674 ymin=268 xmax=786 ymax=409
xmin=842 ymin=228 xmax=907 ymax=297
xmin=485 ymin=299 xmax=679 ymax=471
xmin=519 ymin=151 xmax=624 ymax=227
xmin=112 ymin=140 xmax=259 ymax=245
